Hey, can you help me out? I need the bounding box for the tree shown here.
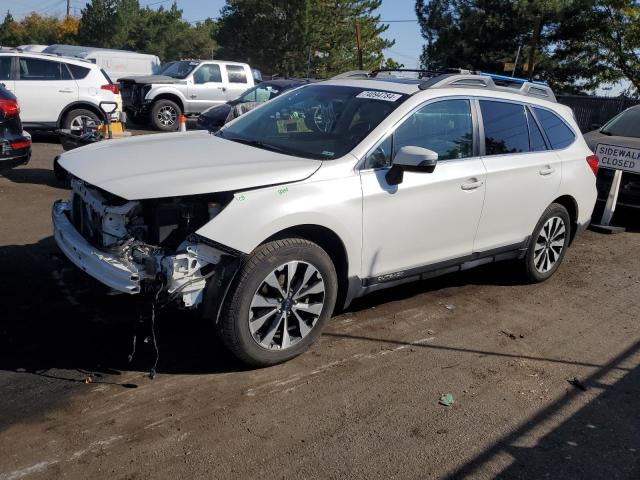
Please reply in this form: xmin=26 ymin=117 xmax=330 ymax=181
xmin=77 ymin=0 xmax=119 ymax=47
xmin=415 ymin=0 xmax=640 ymax=95
xmin=0 ymin=11 xmax=79 ymax=46
xmin=216 ymin=0 xmax=394 ymax=77
xmin=551 ymin=0 xmax=640 ymax=93
xmin=77 ymin=0 xmax=217 ymax=60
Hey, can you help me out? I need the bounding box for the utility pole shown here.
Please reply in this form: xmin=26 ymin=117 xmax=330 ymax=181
xmin=527 ymin=15 xmax=543 ymax=81
xmin=355 ymin=21 xmax=363 ymax=70
xmin=66 ymin=0 xmax=71 ymax=18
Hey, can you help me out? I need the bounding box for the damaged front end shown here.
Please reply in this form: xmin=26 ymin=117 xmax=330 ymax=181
xmin=52 ymin=178 xmax=238 ymax=308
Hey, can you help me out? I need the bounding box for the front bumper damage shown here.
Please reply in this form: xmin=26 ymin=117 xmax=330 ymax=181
xmin=52 ymin=199 xmax=227 ymax=307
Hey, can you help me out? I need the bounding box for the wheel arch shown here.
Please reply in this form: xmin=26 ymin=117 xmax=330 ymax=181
xmin=552 ymin=195 xmax=579 ymax=244
xmin=264 ymin=224 xmax=352 ymax=313
xmin=150 ymin=93 xmax=184 ymax=112
xmin=57 ymin=102 xmax=103 ymax=128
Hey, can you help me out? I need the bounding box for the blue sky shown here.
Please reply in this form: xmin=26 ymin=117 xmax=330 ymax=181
xmin=1 ymin=0 xmax=423 ymax=67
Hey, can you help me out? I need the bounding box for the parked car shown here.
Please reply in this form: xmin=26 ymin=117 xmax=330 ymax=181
xmin=42 ymin=44 xmax=161 ymax=82
xmin=0 ymin=50 xmax=121 ymax=132
xmin=584 ymin=105 xmax=640 ymax=209
xmin=197 ymin=79 xmax=311 ymax=131
xmin=0 ymin=85 xmax=31 ymax=170
xmin=53 ymin=73 xmax=597 ymax=367
xmin=120 ymin=60 xmax=255 ymax=131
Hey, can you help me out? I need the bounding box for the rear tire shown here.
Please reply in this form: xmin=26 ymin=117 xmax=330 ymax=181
xmin=523 ymin=203 xmax=571 ymax=283
xmin=63 ymin=109 xmax=100 ymax=136
xmin=217 ymin=238 xmax=338 ymax=367
xmin=151 ymin=99 xmax=181 ymax=131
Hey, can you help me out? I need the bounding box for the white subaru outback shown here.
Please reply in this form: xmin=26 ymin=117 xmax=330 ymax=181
xmin=52 ymin=73 xmax=598 ymax=366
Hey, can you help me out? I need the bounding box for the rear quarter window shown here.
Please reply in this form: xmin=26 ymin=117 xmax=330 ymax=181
xmin=67 ymin=64 xmax=91 ymax=80
xmin=532 ymin=107 xmax=576 ymax=149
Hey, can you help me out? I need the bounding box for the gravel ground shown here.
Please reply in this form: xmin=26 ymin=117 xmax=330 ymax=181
xmin=0 ymin=131 xmax=639 ymax=480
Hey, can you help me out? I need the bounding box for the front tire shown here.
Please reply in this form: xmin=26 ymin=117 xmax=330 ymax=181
xmin=217 ymin=238 xmax=338 ymax=367
xmin=151 ymin=99 xmax=181 ymax=131
xmin=523 ymin=203 xmax=571 ymax=283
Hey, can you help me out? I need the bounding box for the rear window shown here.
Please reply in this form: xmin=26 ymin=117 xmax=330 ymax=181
xmin=480 ymin=100 xmax=530 ymax=155
xmin=67 ymin=64 xmax=91 ymax=80
xmin=532 ymin=107 xmax=575 ymax=149
xmin=0 ymin=57 xmax=11 ymax=81
xmin=226 ymin=65 xmax=247 ymax=84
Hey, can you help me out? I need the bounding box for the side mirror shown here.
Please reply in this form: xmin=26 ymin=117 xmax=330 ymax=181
xmin=386 ymin=146 xmax=438 ymax=185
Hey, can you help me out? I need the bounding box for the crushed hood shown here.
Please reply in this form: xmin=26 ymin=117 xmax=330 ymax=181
xmin=59 ymin=131 xmax=322 ymax=200
xmin=119 ymin=75 xmax=184 ymax=85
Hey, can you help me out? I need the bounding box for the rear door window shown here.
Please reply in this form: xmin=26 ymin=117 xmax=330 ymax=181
xmin=480 ymin=100 xmax=529 ymax=155
xmin=226 ymin=65 xmax=248 ymax=84
xmin=0 ymin=57 xmax=12 ymax=80
xmin=193 ymin=64 xmax=222 ymax=84
xmin=18 ymin=57 xmax=63 ymax=80
xmin=532 ymin=107 xmax=575 ymax=149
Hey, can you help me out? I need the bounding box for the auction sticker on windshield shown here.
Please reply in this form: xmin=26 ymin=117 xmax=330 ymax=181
xmin=595 ymin=143 xmax=640 ymax=174
xmin=356 ymin=91 xmax=403 ymax=102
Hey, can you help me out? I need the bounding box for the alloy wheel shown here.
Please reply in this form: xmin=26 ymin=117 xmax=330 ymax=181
xmin=534 ymin=216 xmax=566 ymax=273
xmin=249 ymin=261 xmax=325 ymax=350
xmin=69 ymin=115 xmax=95 ymax=134
xmin=157 ymin=106 xmax=177 ymax=127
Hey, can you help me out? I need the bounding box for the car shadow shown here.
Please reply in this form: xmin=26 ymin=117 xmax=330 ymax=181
xmin=0 ymin=167 xmax=65 ymax=189
xmin=0 ymin=237 xmax=247 ymax=382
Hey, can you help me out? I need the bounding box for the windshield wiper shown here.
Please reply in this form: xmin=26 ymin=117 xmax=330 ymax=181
xmin=600 ymin=130 xmax=612 ymax=136
xmin=226 ymin=137 xmax=290 ymax=154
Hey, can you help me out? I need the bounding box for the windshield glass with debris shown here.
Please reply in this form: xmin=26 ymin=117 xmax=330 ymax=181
xmin=160 ymin=60 xmax=199 ymax=79
xmin=218 ymin=84 xmax=408 ymax=160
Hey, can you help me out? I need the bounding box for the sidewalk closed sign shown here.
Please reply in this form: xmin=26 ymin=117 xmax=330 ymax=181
xmin=595 ymin=143 xmax=640 ymax=174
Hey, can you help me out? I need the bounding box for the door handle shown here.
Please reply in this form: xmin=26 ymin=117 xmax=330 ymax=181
xmin=461 ymin=179 xmax=484 ymax=190
xmin=218 ymin=87 xmax=226 ymax=92
xmin=539 ymin=166 xmax=555 ymax=176
xmin=58 ymin=89 xmax=73 ymax=93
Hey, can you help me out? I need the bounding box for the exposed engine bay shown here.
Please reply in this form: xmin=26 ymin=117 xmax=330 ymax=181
xmin=65 ymin=177 xmax=236 ymax=307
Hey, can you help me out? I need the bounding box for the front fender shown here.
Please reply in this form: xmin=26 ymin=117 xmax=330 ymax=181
xmin=195 ymin=173 xmax=363 ymax=277
xmin=146 ymin=85 xmax=188 ymax=104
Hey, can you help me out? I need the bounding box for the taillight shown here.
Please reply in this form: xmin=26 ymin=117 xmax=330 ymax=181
xmin=101 ymin=84 xmax=120 ymax=94
xmin=0 ymin=98 xmax=20 ymax=118
xmin=586 ymin=154 xmax=599 ymax=176
xmin=10 ymin=139 xmax=31 ymax=150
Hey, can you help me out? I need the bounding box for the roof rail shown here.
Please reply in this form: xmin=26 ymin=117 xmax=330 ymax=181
xmin=419 ymin=72 xmax=557 ymax=102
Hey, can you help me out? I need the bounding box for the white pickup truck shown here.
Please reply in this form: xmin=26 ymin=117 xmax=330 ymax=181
xmin=120 ymin=60 xmax=254 ymax=131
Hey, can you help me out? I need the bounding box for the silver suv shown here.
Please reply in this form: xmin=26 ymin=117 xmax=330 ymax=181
xmin=119 ymin=60 xmax=254 ymax=131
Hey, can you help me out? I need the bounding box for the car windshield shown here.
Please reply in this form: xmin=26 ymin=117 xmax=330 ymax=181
xmin=160 ymin=60 xmax=199 ymax=79
xmin=239 ymin=84 xmax=284 ymax=103
xmin=601 ymin=108 xmax=640 ymax=138
xmin=218 ymin=84 xmax=408 ymax=160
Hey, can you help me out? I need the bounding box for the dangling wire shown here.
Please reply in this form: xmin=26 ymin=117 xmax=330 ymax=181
xmin=148 ymin=285 xmax=163 ymax=379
